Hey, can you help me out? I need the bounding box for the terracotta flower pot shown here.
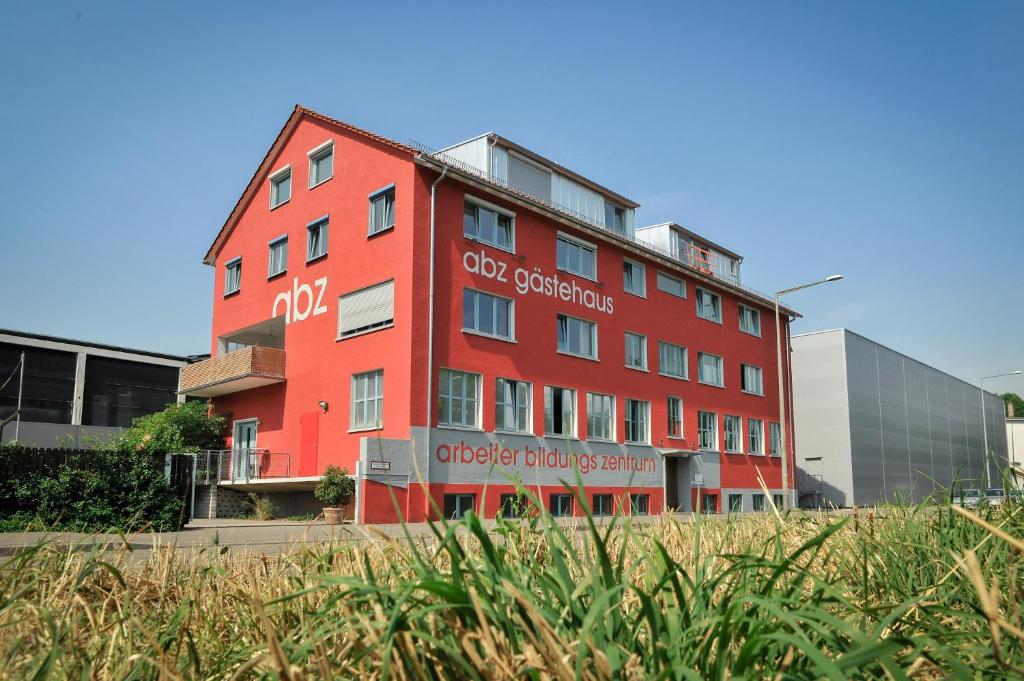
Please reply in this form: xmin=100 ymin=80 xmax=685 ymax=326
xmin=323 ymin=506 xmax=348 ymax=525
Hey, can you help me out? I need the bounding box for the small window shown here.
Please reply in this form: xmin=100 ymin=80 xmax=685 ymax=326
xmin=623 ymin=259 xmax=646 ymax=296
xmin=667 ymin=397 xmax=683 ymax=438
xmin=224 ymin=257 xmax=241 ymax=296
xmin=544 ymin=386 xmax=576 ymax=437
xmin=592 ymin=494 xmax=613 ymax=516
xmin=773 ymin=493 xmax=784 ymax=509
xmin=656 ymin=271 xmax=685 ymax=298
xmin=587 ymin=392 xmax=615 ymax=440
xmin=550 ymin=493 xmax=574 ymax=517
xmin=728 ymin=494 xmax=743 ymax=513
xmin=270 ymin=167 xmax=291 ymax=208
xmin=267 ymin=236 xmax=287 ymax=278
xmin=307 ymin=217 xmax=328 ymax=262
xmin=556 ymin=235 xmax=597 ymax=279
xmin=351 ymin=370 xmax=384 ymax=430
xmin=724 ymin=415 xmax=742 ymax=453
xmin=739 ymin=305 xmax=761 ymax=336
xmin=630 ymin=493 xmax=649 ymax=516
xmin=741 ymin=364 xmax=764 ymax=396
xmin=748 ymin=418 xmax=764 ymax=455
xmin=698 ymin=353 xmax=724 ymax=387
xmin=368 ymin=185 xmax=396 ymax=235
xmin=499 ymin=493 xmax=528 ymax=519
xmin=769 ymin=422 xmax=782 ymax=456
xmin=698 ymin=411 xmax=718 ymax=451
xmin=752 ymin=493 xmax=765 ymax=512
xmin=604 ymin=202 xmax=626 ymax=234
xmin=463 ymin=289 xmax=514 ymax=340
xmin=338 ymin=280 xmax=394 ymax=338
xmin=658 ymin=341 xmax=688 ymax=379
xmin=464 ymin=199 xmax=513 ymax=251
xmin=557 ymin=314 xmax=597 ymax=359
xmin=496 ymin=378 xmax=530 ymax=433
xmin=625 ymin=333 xmax=647 ymax=370
xmin=308 ymin=142 xmax=334 ymax=188
xmin=625 ymin=399 xmax=650 ymax=444
xmin=438 ymin=369 xmax=480 ymax=429
xmin=696 ymin=288 xmax=722 ymax=323
xmin=443 ymin=494 xmax=475 ymax=519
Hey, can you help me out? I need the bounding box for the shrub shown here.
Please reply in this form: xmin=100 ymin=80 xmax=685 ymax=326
xmin=248 ymin=493 xmax=275 ymax=521
xmin=114 ymin=401 xmax=226 ymax=454
xmin=314 ymin=465 xmax=354 ymax=507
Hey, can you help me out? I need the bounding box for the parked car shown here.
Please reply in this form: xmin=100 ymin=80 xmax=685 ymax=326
xmin=984 ymin=488 xmax=1006 ymax=507
xmin=1008 ymin=490 xmax=1023 ymax=505
xmin=953 ymin=488 xmax=981 ymax=508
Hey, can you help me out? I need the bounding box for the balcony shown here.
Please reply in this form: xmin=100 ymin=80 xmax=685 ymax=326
xmin=179 ymin=346 xmax=286 ymax=397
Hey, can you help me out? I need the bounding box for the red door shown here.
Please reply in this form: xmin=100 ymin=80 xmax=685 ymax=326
xmin=298 ymin=412 xmax=319 ymax=476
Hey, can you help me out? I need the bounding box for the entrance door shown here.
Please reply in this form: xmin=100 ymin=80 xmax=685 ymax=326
xmin=665 ymin=458 xmax=679 ymax=510
xmin=232 ymin=420 xmax=257 ymax=482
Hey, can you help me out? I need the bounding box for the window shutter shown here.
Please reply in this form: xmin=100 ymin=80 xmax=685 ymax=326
xmin=338 ymin=280 xmax=394 ymax=337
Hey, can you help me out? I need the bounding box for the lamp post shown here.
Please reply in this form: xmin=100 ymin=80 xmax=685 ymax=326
xmin=980 ymin=370 xmax=1021 ymax=486
xmin=775 ymin=275 xmax=843 ymax=510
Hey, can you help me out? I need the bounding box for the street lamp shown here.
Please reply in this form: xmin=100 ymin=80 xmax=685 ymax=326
xmin=775 ymin=274 xmax=843 ymax=510
xmin=980 ymin=370 xmax=1021 ymax=485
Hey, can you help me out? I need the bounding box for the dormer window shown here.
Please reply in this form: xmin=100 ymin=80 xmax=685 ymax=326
xmin=605 ymin=202 xmax=626 ymax=234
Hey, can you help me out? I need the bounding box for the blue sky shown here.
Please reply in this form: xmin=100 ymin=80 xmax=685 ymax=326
xmin=1 ymin=1 xmax=1022 ymax=392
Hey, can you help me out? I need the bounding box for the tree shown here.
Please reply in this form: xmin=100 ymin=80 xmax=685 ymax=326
xmin=114 ymin=401 xmax=226 ymax=454
xmin=1002 ymin=393 xmax=1024 ymax=418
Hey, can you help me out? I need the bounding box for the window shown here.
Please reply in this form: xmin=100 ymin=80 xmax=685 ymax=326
xmin=557 ymin=314 xmax=597 ymax=359
xmin=623 ymin=260 xmax=646 ymax=296
xmin=752 ymin=494 xmax=765 ymax=512
xmin=658 ymin=342 xmax=687 ymax=379
xmin=667 ymin=397 xmax=683 ymax=438
xmin=550 ymin=494 xmax=574 ymax=517
xmin=544 ymin=386 xmax=577 ymax=437
xmin=351 ymin=370 xmax=383 ymax=430
xmin=773 ymin=494 xmax=784 ymax=509
xmin=739 ymin=305 xmax=761 ymax=336
xmin=270 ymin=167 xmax=291 ymax=208
xmin=224 ymin=257 xmax=241 ymax=296
xmin=496 ymin=378 xmax=530 ymax=433
xmin=464 ymin=199 xmax=513 ymax=250
xmin=698 ymin=353 xmax=724 ymax=387
xmin=625 ymin=399 xmax=650 ymax=443
xmin=463 ymin=289 xmax=514 ymax=340
xmin=593 ymin=494 xmax=613 ymax=516
xmin=769 ymin=422 xmax=782 ymax=456
xmin=307 ymin=217 xmax=328 ymax=261
xmin=556 ymin=235 xmax=596 ymax=279
xmin=741 ymin=364 xmax=764 ymax=396
xmin=368 ymin=185 xmax=396 ymax=235
xmin=625 ymin=333 xmax=647 ymax=370
xmin=500 ymin=493 xmax=528 ymax=519
xmin=630 ymin=494 xmax=649 ymax=516
xmin=696 ymin=288 xmax=721 ymax=323
xmin=438 ymin=369 xmax=480 ymax=429
xmin=587 ymin=392 xmax=615 ymax=440
xmin=443 ymin=494 xmax=475 ymax=519
xmin=748 ymin=418 xmax=764 ymax=455
xmin=267 ymin=237 xmax=287 ymax=278
xmin=308 ymin=142 xmax=333 ymax=188
xmin=338 ymin=280 xmax=394 ymax=338
xmin=724 ymin=415 xmax=742 ymax=453
xmin=728 ymin=494 xmax=743 ymax=513
xmin=656 ymin=271 xmax=686 ymax=298
xmin=698 ymin=411 xmax=718 ymax=451
xmin=605 ymin=202 xmax=626 ymax=234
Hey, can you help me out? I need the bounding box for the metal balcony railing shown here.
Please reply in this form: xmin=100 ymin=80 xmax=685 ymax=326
xmin=179 ymin=346 xmax=286 ymax=397
xmin=195 ymin=449 xmax=291 ymax=485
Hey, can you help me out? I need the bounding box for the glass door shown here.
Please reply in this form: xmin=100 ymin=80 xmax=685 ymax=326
xmin=232 ymin=420 xmax=257 ymax=482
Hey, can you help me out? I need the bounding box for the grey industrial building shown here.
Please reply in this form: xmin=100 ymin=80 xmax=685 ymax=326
xmin=791 ymin=329 xmax=1008 ymax=507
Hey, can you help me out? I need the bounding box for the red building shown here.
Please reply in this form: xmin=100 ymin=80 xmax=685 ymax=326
xmin=180 ymin=106 xmax=798 ymax=522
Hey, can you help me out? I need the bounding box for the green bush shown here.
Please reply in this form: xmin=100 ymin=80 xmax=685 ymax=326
xmin=314 ymin=465 xmax=355 ymax=507
xmin=114 ymin=401 xmax=226 ymax=454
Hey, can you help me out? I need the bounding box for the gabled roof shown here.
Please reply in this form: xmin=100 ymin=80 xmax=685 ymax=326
xmin=202 ymin=105 xmax=416 ymax=265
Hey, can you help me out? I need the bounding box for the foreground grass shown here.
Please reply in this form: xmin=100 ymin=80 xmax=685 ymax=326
xmin=0 ymin=496 xmax=1022 ymax=679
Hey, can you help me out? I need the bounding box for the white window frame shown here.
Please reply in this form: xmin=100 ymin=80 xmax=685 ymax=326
xmin=438 ymin=368 xmax=481 ymax=430
xmin=269 ymin=166 xmax=292 ymax=209
xmin=586 ymin=392 xmax=616 ymax=441
xmin=307 ymin=140 xmax=334 ymax=189
xmin=667 ymin=396 xmax=683 ymax=439
xmin=769 ymin=422 xmax=782 ymax=457
xmin=555 ymin=232 xmax=597 ymax=281
xmin=698 ymin=411 xmax=718 ymax=451
xmin=267 ymin=235 xmax=288 ymax=278
xmin=741 ymin=364 xmax=764 ymax=396
xmin=698 ymin=352 xmax=725 ymax=387
xmin=748 ymin=418 xmax=765 ymax=455
xmin=624 ymin=332 xmax=647 ymax=371
xmin=495 ymin=378 xmax=532 ymax=434
xmin=306 ymin=216 xmax=329 ymax=262
xmin=738 ymin=305 xmax=761 ymax=337
xmin=624 ymin=398 xmax=650 ymax=444
xmin=368 ymin=183 xmax=396 ymax=235
xmin=350 ymin=369 xmax=384 ymax=432
xmin=224 ymin=257 xmax=241 ymax=296
xmin=462 ymin=288 xmax=515 ymax=342
xmin=696 ymin=287 xmax=722 ymax=324
xmin=544 ymin=385 xmax=577 ymax=438
xmin=623 ymin=258 xmax=646 ymax=297
xmin=463 ymin=194 xmax=515 ymax=253
xmin=724 ymin=415 xmax=743 ymax=453
xmin=556 ymin=314 xmax=598 ymax=360
xmin=658 ymin=341 xmax=688 ymax=379
xmin=656 ymin=271 xmax=686 ymax=298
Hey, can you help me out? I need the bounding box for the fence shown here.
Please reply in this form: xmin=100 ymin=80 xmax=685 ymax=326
xmin=194 ymin=449 xmax=291 ymax=485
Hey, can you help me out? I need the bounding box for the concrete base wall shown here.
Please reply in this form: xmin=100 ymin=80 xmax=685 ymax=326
xmin=193 ymin=485 xmax=320 ymax=519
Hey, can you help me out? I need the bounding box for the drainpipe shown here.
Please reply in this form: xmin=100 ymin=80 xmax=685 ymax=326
xmin=426 ymin=164 xmax=449 ymax=433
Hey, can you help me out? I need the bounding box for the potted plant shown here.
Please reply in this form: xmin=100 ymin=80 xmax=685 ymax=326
xmin=315 ymin=465 xmax=355 ymax=524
